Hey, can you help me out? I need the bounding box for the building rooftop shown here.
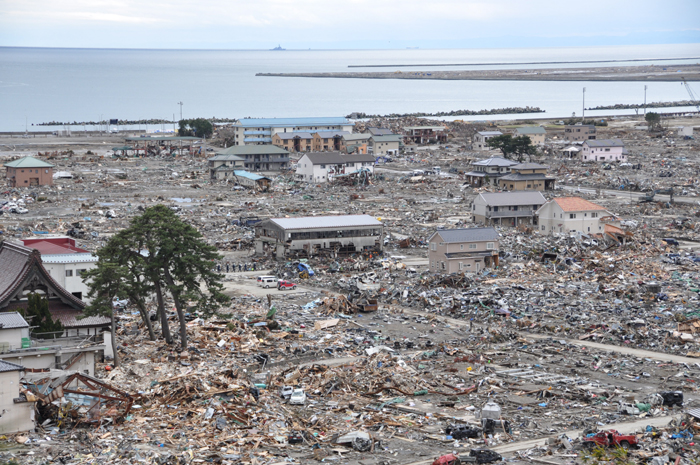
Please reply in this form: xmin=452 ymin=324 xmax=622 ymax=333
xmin=477 ymin=191 xmax=547 ymax=207
xmin=267 ymin=215 xmax=382 ymax=231
xmin=515 ymin=127 xmax=546 ymax=135
xmin=40 ymin=253 xmax=97 ymax=264
xmin=366 ymin=128 xmax=394 ymax=136
xmin=0 ymin=359 xmax=24 ymax=373
xmin=583 ymin=139 xmax=625 ymax=148
xmin=472 ymin=157 xmax=518 ymax=167
xmin=236 ymin=117 xmax=353 ymax=128
xmin=274 ymin=132 xmax=314 ymax=140
xmin=499 ymin=173 xmax=553 ymax=181
xmin=404 ymin=126 xmax=446 ymax=131
xmin=553 ymin=197 xmax=607 ymax=212
xmin=476 ymin=131 xmax=503 ymax=136
xmin=342 ymin=134 xmax=371 ymax=141
xmin=208 ymin=154 xmax=246 ymax=162
xmin=233 ymin=170 xmax=270 ymax=181
xmin=315 ymin=131 xmax=351 ymax=138
xmin=303 ymin=152 xmax=347 ymax=165
xmin=4 ymin=156 xmax=55 ymax=169
xmin=511 ymin=162 xmax=549 ymax=170
xmin=0 ymin=312 xmax=30 ymax=329
xmin=216 ymin=145 xmax=289 ymax=156
xmin=432 ymin=227 xmax=499 ymax=243
xmin=342 ymin=154 xmax=376 ymax=163
xmin=21 ymin=238 xmax=90 ymax=255
xmin=370 ymin=134 xmax=403 ymax=142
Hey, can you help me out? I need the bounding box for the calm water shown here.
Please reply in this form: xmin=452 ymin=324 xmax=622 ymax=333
xmin=1 ymin=44 xmax=699 ymax=132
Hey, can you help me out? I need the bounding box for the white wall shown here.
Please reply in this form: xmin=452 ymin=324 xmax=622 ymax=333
xmin=536 ymin=202 xmax=604 ymax=235
xmin=0 ymin=370 xmax=35 ymax=434
xmin=43 ymin=261 xmax=96 ymax=303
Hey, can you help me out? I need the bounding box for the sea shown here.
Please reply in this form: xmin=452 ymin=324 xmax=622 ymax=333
xmin=1 ymin=43 xmax=699 ymax=133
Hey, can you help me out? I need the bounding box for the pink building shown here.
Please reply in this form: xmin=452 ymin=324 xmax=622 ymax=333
xmin=580 ymin=139 xmax=628 ymax=162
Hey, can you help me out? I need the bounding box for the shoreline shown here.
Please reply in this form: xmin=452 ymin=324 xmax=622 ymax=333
xmin=257 ymin=63 xmax=700 ymax=81
xmin=348 ymin=56 xmax=700 ymax=68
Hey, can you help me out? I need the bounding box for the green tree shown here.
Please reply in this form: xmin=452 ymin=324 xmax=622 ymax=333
xmin=486 ymin=134 xmax=537 ymax=162
xmin=645 ymin=112 xmax=662 ymax=131
xmin=81 ymin=262 xmax=124 ymax=367
xmin=178 ymin=118 xmax=214 ymax=138
xmin=22 ymin=293 xmax=63 ymax=339
xmin=85 ymin=205 xmax=227 ymax=350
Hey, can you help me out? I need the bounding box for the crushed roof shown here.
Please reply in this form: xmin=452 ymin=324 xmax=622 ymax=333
xmin=477 ymin=191 xmax=547 ymax=207
xmin=431 ymin=227 xmax=499 ymax=243
xmin=4 ymin=156 xmax=55 ymax=168
xmin=233 ymin=170 xmax=270 ymax=181
xmin=265 ymin=215 xmax=382 ymax=230
xmin=0 ymin=312 xmax=29 ymax=329
xmin=553 ymin=197 xmax=607 ymax=212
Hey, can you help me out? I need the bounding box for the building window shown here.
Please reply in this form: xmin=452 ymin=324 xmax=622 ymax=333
xmin=66 ymin=270 xmax=73 ymax=277
xmin=430 ymin=242 xmax=437 ymax=251
xmin=541 ymin=225 xmax=545 ymax=231
xmin=591 ymin=212 xmax=598 ymax=218
xmin=459 ymin=262 xmax=464 ymax=270
xmin=441 ymin=262 xmax=445 ymax=270
xmin=569 ymin=213 xmax=576 ymax=219
xmin=469 ymin=244 xmax=477 ymax=249
xmin=460 ymin=244 xmax=464 ymax=250
xmin=77 ymin=269 xmax=87 ymax=276
xmin=486 ymin=242 xmax=494 ymax=250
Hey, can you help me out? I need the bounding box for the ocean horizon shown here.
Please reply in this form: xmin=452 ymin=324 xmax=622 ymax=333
xmin=1 ymin=43 xmax=699 ymax=133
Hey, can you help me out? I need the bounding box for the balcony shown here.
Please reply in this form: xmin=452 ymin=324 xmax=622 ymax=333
xmin=486 ymin=209 xmax=536 ymax=218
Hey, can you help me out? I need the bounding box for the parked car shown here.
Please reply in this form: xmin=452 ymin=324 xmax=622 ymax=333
xmin=583 ymin=430 xmax=638 ymax=449
xmin=277 ymin=280 xmax=297 ymax=291
xmin=257 ymin=275 xmax=277 ymax=288
xmin=288 ymin=389 xmax=306 ymax=405
xmin=13 ymin=207 xmax=28 ymax=214
xmin=662 ymin=238 xmax=680 ymax=246
xmin=279 ymin=385 xmax=294 ymax=399
xmin=469 ymin=449 xmax=502 ymax=464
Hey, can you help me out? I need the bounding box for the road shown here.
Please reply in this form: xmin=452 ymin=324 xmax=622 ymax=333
xmin=402 ymin=414 xmax=681 ymax=464
xmin=561 ymin=184 xmax=699 ymax=206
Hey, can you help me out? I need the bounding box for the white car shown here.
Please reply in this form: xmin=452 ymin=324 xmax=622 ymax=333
xmin=14 ymin=207 xmax=29 ymax=214
xmin=279 ymin=385 xmax=294 ymax=399
xmin=288 ymin=389 xmax=306 ymax=405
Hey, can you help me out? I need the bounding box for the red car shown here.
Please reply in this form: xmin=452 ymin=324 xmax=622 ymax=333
xmin=583 ymin=430 xmax=637 ymax=449
xmin=277 ymin=280 xmax=297 ymax=291
xmin=432 ymin=454 xmax=460 ymax=465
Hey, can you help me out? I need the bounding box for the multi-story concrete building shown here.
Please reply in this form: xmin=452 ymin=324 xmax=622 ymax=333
xmin=313 ymin=131 xmax=350 ymax=152
xmin=208 ymin=154 xmax=246 ymax=180
xmin=497 ymin=162 xmax=555 ymax=191
xmin=231 ymin=117 xmax=354 ymax=146
xmin=255 ymin=215 xmax=383 ymax=258
xmin=210 ymin=145 xmax=290 ymax=172
xmin=515 ymin=126 xmax=546 ymax=145
xmin=428 ymin=227 xmax=499 ymax=273
xmin=472 ymin=191 xmax=547 ymax=227
xmin=340 ymin=134 xmax=370 ymax=154
xmin=536 ymin=197 xmax=614 ymax=235
xmin=473 ymin=131 xmax=503 ymax=150
xmin=271 ymin=132 xmax=314 ymax=152
xmin=464 ymin=156 xmax=518 ymax=187
xmin=369 ymin=134 xmax=402 ymax=155
xmin=564 ymin=124 xmax=597 ymax=141
xmin=404 ymin=126 xmax=447 ymax=144
xmin=580 ymin=139 xmax=627 ymax=162
xmin=295 ymin=152 xmax=374 ymax=183
xmin=4 ymin=156 xmax=55 ymax=187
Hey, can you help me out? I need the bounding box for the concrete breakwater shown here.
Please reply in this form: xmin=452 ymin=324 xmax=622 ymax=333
xmin=257 ymin=64 xmax=700 ymax=82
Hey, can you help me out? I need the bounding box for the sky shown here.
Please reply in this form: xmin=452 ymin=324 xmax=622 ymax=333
xmin=1 ymin=0 xmax=699 ymax=49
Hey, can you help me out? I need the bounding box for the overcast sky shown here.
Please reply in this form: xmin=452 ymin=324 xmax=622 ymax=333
xmin=1 ymin=0 xmax=699 ymax=49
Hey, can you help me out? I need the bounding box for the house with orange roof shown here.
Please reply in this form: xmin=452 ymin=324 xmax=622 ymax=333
xmin=535 ymin=197 xmax=617 ymax=235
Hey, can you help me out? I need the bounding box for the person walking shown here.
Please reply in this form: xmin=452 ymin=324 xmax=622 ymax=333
xmin=217 ymin=263 xmax=221 ymax=273
xmin=238 ymin=263 xmax=242 ymax=272
xmin=252 ymin=262 xmax=256 ymax=272
xmin=226 ymin=263 xmax=230 ymax=273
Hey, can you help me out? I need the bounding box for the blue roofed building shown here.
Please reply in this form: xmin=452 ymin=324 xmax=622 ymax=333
xmin=232 ymin=117 xmax=354 ymax=146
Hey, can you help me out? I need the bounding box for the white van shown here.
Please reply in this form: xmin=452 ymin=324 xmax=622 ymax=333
xmin=257 ymin=276 xmax=278 ymax=288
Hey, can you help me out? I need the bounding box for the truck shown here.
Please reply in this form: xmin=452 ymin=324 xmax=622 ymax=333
xmin=582 ymin=430 xmax=638 ymax=449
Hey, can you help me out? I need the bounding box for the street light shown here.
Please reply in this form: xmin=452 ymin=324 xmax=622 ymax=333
xmin=177 ymin=101 xmax=183 ymax=121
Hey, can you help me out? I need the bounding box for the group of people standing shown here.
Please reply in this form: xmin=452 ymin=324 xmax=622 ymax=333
xmin=216 ymin=261 xmax=257 ymax=273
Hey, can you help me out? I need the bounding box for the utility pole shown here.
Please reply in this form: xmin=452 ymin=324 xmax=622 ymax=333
xmin=177 ymin=101 xmax=183 ymax=121
xmin=582 ymin=87 xmax=586 ymax=122
xmin=644 ymin=85 xmax=647 ymax=116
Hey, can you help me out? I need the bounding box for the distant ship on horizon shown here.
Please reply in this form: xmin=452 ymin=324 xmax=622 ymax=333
xmin=271 ymin=45 xmax=286 ymax=51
